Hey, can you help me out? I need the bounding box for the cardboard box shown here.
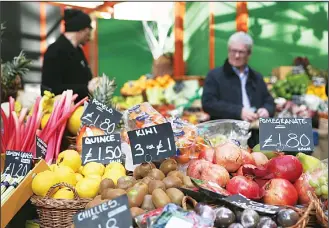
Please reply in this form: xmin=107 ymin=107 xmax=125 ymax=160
xmin=272 ymin=66 xmax=293 ymax=80
xmin=1 ymin=159 xmax=49 ymax=228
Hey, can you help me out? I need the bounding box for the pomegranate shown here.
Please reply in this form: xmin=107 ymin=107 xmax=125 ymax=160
xmin=267 ymin=155 xmax=303 ymax=183
xmin=198 ymin=146 xmax=215 ymax=163
xmin=187 ymin=159 xmax=230 ymax=187
xmin=187 ymin=159 xmax=210 ymax=179
xmin=200 ymin=163 xmax=230 ymax=187
xmin=236 ymin=164 xmax=257 ymax=176
xmin=294 ymin=173 xmax=314 ymax=205
xmin=251 ymin=152 xmax=268 ymax=166
xmin=214 ymin=142 xmax=243 ymax=172
xmin=226 ymin=176 xmax=261 ymax=200
xmin=263 ymin=178 xmax=298 ymax=206
xmin=241 ymin=149 xmax=256 ymax=165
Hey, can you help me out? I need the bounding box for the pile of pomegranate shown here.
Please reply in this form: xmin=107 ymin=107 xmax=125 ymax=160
xmin=187 ymin=141 xmax=313 ymax=207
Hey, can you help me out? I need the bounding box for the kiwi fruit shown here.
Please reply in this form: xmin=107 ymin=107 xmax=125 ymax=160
xmin=152 ymin=188 xmax=171 ymax=208
xmin=167 ymin=170 xmax=184 ymax=182
xmin=127 ymin=187 xmax=146 ymax=208
xmin=141 ymin=194 xmax=155 ymax=211
xmin=85 ymin=195 xmax=106 ymax=209
xmin=166 ymin=188 xmax=184 ymax=206
xmin=130 ymin=207 xmax=145 ymax=218
xmin=133 ymin=182 xmax=149 ymax=196
xmin=117 ymin=176 xmax=136 ymax=190
xmin=159 ymin=159 xmax=178 ymax=175
xmin=141 ymin=176 xmax=155 ymax=185
xmin=162 ymin=176 xmax=183 ymax=189
xmin=182 ymin=175 xmax=194 ymax=188
xmin=99 ymin=178 xmax=115 ymax=194
xmin=147 ymin=169 xmax=165 ymax=180
xmin=148 ymin=180 xmax=166 ymax=194
xmin=101 ymin=188 xmax=126 ymax=200
xmin=138 ymin=163 xmax=156 ymax=178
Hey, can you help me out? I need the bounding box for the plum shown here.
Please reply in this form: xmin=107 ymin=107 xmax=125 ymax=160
xmin=241 ymin=209 xmax=260 ymax=228
xmin=214 ymin=207 xmax=236 ymax=228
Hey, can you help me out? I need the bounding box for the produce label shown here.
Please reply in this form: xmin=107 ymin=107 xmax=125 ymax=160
xmin=3 ymin=150 xmax=33 ymax=178
xmin=128 ymin=123 xmax=176 ymax=165
xmin=82 ymin=134 xmax=123 ymax=165
xmin=259 ymin=118 xmax=314 ymax=152
xmin=81 ymin=99 xmax=122 ymax=135
xmin=73 ymin=195 xmax=133 ymax=228
xmin=223 ymin=194 xmax=281 ymax=215
xmin=36 ymin=136 xmax=47 ymax=159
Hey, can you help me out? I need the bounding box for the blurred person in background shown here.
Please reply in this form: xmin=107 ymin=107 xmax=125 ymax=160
xmin=41 ymin=8 xmax=98 ymax=101
xmin=202 ymin=32 xmax=275 ymax=147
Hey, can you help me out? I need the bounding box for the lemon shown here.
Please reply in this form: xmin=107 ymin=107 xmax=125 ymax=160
xmin=56 ymin=150 xmax=82 ymax=172
xmin=102 ymin=169 xmax=126 ymax=186
xmin=82 ymin=162 xmax=105 ymax=176
xmin=32 ymin=170 xmax=59 ymax=196
xmin=52 ymin=187 xmax=75 ymax=199
xmin=75 ymin=173 xmax=84 ymax=182
xmin=76 ymin=178 xmax=100 ymax=198
xmin=54 ymin=166 xmax=77 ymax=186
xmin=41 ymin=113 xmax=51 ymax=129
xmin=67 ymin=106 xmax=84 ymax=135
xmin=105 ymin=162 xmax=126 ymax=175
xmin=85 ymin=174 xmax=102 ymax=183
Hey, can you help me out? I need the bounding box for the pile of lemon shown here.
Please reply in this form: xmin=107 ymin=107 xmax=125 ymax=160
xmin=32 ymin=150 xmax=126 ymax=199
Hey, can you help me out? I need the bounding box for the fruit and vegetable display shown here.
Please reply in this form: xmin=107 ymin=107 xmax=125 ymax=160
xmin=1 ymin=70 xmax=328 ymax=228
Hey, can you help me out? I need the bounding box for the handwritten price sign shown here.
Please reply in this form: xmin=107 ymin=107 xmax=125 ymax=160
xmin=128 ymin=123 xmax=176 ymax=165
xmin=259 ymin=118 xmax=314 ymax=152
xmin=3 ymin=150 xmax=33 ymax=177
xmin=81 ymin=99 xmax=122 ymax=135
xmin=82 ymin=134 xmax=122 ymax=165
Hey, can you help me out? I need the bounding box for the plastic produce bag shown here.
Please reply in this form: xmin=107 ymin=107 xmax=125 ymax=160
xmin=196 ymin=119 xmax=251 ymax=149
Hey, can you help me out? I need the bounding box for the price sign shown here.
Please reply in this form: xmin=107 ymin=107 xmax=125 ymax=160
xmin=312 ymin=76 xmax=326 ymax=86
xmin=259 ymin=118 xmax=314 ymax=152
xmin=223 ymin=194 xmax=281 ymax=215
xmin=128 ymin=123 xmax=176 ymax=165
xmin=3 ymin=150 xmax=33 ymax=177
xmin=36 ymin=136 xmax=47 ymax=159
xmin=81 ymin=99 xmax=122 ymax=135
xmin=82 ymin=134 xmax=122 ymax=165
xmin=73 ymin=194 xmax=133 ymax=228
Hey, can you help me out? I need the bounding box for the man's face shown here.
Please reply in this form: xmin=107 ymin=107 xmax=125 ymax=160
xmin=78 ymin=27 xmax=92 ymax=45
xmin=228 ymin=42 xmax=250 ymax=68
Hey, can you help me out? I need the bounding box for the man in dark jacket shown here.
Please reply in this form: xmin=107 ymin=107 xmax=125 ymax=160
xmin=41 ymin=9 xmax=94 ymax=101
xmin=202 ymin=32 xmax=275 ymax=147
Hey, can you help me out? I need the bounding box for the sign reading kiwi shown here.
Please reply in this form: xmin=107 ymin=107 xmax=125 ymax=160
xmin=128 ymin=123 xmax=176 ymax=165
xmin=3 ymin=150 xmax=33 ymax=178
xmin=36 ymin=136 xmax=47 ymax=159
xmin=259 ymin=118 xmax=314 ymax=152
xmin=73 ymin=194 xmax=133 ymax=228
xmin=82 ymin=134 xmax=122 ymax=165
xmin=81 ymin=98 xmax=122 ymax=135
xmin=223 ymin=194 xmax=281 ymax=215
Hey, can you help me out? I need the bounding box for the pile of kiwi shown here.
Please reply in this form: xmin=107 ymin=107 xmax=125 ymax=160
xmin=85 ymin=158 xmax=195 ymax=218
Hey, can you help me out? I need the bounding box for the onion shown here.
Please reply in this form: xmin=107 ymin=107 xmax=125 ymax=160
xmin=263 ymin=178 xmax=298 ymax=206
xmin=251 ymin=152 xmax=268 ymax=166
xmin=226 ymin=176 xmax=261 ymax=200
xmin=267 ymin=155 xmax=303 ymax=183
xmin=214 ymin=142 xmax=243 ymax=172
xmin=241 ymin=149 xmax=256 ymax=165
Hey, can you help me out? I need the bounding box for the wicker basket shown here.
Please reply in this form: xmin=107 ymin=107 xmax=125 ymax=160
xmin=308 ymin=191 xmax=328 ymax=227
xmin=30 ymin=182 xmax=92 ymax=228
xmin=182 ymin=196 xmax=198 ymax=210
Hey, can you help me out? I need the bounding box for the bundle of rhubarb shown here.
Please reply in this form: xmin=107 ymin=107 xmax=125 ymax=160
xmin=1 ymin=90 xmax=88 ymax=164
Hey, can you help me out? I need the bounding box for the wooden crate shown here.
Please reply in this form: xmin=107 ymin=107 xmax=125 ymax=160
xmin=1 ymin=159 xmax=49 ymax=228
